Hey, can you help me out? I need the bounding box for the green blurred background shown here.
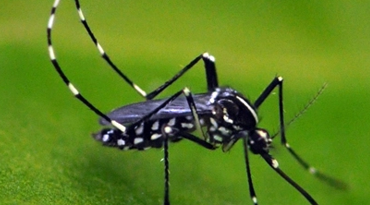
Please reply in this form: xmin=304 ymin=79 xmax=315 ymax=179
xmin=1 ymin=0 xmax=369 ymax=204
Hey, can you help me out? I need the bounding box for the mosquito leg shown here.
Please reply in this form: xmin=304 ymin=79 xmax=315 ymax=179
xmin=48 ymin=0 xmax=126 ymax=133
xmin=74 ymin=0 xmax=147 ymax=97
xmin=178 ymin=131 xmax=215 ymax=150
xmin=281 ymin=141 xmax=348 ymax=189
xmin=163 ymin=126 xmax=170 ymax=205
xmin=160 ymin=127 xmax=215 ymax=205
xmin=253 ymin=76 xmax=283 ymax=108
xmin=243 ymin=137 xmax=258 ymax=205
xmin=203 ymin=53 xmax=218 ymax=91
xmin=128 ymin=85 xmax=216 ymax=204
xmin=260 ymin=153 xmax=318 ymax=205
xmin=74 ymin=0 xmax=218 ymax=100
xmin=271 ymin=78 xmax=347 ymax=189
xmin=146 ymin=53 xmax=219 ymax=99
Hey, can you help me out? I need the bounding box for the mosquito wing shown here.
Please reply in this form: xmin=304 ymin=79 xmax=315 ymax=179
xmin=99 ymin=93 xmax=213 ymax=125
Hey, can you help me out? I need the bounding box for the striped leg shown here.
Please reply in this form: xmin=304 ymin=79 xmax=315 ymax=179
xmin=48 ymin=0 xmax=214 ymax=140
xmin=74 ymin=0 xmax=218 ymax=100
xmin=47 ymin=0 xmax=126 ymax=133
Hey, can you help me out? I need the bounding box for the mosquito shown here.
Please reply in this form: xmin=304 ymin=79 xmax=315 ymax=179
xmin=47 ymin=0 xmax=345 ymax=204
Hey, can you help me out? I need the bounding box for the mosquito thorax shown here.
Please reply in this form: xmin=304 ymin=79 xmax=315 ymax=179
xmin=209 ymin=87 xmax=258 ymax=130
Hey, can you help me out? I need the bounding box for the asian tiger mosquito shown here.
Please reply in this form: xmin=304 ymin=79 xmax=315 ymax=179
xmin=47 ymin=0 xmax=346 ymax=204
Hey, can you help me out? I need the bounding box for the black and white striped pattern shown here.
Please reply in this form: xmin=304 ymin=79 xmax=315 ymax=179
xmin=47 ymin=1 xmax=346 ymax=205
xmin=47 ymin=0 xmax=126 ymax=133
xmin=74 ymin=0 xmax=147 ymax=98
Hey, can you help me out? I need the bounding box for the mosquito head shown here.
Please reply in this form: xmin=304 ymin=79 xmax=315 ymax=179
xmin=248 ymin=128 xmax=272 ymax=154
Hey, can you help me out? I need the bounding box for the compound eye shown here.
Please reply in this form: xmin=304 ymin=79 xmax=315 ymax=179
xmin=214 ymin=99 xmax=239 ymax=124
